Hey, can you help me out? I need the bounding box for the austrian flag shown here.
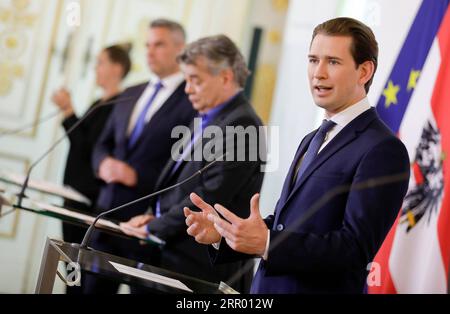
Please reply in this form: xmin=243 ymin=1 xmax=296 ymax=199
xmin=370 ymin=0 xmax=450 ymax=293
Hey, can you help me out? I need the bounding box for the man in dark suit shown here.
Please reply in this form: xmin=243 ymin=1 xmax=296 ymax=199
xmin=85 ymin=19 xmax=195 ymax=294
xmin=120 ymin=35 xmax=265 ymax=293
xmin=184 ymin=17 xmax=411 ymax=294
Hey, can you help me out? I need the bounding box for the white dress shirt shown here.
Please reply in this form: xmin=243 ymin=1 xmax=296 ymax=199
xmin=319 ymin=96 xmax=371 ymax=153
xmin=127 ymin=72 xmax=185 ymax=135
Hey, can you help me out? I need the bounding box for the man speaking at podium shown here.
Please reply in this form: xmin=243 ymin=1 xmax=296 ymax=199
xmin=121 ymin=34 xmax=265 ymax=293
xmin=184 ymin=17 xmax=411 ymax=294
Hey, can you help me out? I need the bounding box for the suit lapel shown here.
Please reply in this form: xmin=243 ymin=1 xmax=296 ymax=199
xmin=277 ymin=108 xmax=378 ymax=213
xmin=154 ymin=120 xmax=195 ymax=190
xmin=117 ymin=83 xmax=148 ymax=149
xmin=154 ymin=92 xmax=246 ymax=189
xmin=120 ymin=84 xmax=147 ymax=135
xmin=154 ymin=157 xmax=178 ymax=190
xmin=119 ymin=102 xmax=135 ymax=140
xmin=277 ymin=133 xmax=314 ymax=206
xmin=127 ymin=82 xmax=186 ymax=153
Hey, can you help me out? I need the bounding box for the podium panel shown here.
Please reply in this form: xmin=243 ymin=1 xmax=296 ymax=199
xmin=36 ymin=238 xmax=237 ymax=294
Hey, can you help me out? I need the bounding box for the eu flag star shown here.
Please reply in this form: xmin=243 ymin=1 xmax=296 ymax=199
xmin=407 ymin=69 xmax=421 ymax=91
xmin=383 ymin=80 xmax=400 ymax=108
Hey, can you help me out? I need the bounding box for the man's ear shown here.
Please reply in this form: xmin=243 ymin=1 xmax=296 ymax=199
xmin=358 ymin=60 xmax=375 ymax=87
xmin=176 ymin=42 xmax=186 ymax=54
xmin=221 ymin=68 xmax=234 ymax=86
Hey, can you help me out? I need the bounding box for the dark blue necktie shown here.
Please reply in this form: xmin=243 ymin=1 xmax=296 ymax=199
xmin=128 ymin=81 xmax=164 ymax=149
xmin=294 ymin=119 xmax=336 ymax=185
xmin=154 ymin=115 xmax=207 ymax=218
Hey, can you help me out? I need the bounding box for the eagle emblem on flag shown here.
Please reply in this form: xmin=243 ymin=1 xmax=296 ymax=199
xmin=401 ymin=120 xmax=444 ymax=232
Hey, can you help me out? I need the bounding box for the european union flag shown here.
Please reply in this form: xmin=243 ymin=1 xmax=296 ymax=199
xmin=376 ymin=0 xmax=450 ymax=133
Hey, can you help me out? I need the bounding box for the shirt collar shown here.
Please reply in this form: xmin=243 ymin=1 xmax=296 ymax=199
xmin=200 ymin=90 xmax=242 ymax=125
xmin=149 ymin=72 xmax=185 ymax=90
xmin=327 ymin=97 xmax=371 ymax=128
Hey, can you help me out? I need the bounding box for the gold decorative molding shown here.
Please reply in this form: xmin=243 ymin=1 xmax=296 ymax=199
xmin=271 ymin=0 xmax=289 ymax=12
xmin=0 ymin=0 xmax=37 ymax=96
xmin=0 ymin=209 xmax=20 ymax=238
xmin=0 ymin=0 xmax=63 ymax=139
xmin=251 ymin=63 xmax=276 ymax=124
xmin=25 ymin=0 xmax=63 ymax=139
xmin=267 ymin=29 xmax=282 ymax=45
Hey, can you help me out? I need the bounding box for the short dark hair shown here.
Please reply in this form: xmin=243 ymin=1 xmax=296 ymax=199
xmin=312 ymin=17 xmax=378 ymax=93
xmin=177 ymin=34 xmax=250 ymax=88
xmin=150 ymin=18 xmax=186 ymax=43
xmin=103 ymin=44 xmax=132 ymax=79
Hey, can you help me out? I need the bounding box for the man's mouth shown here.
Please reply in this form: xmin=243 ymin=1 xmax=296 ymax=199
xmin=314 ymin=85 xmax=333 ymax=92
xmin=314 ymin=85 xmax=333 ymax=96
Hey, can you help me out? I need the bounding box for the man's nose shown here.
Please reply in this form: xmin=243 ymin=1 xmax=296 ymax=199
xmin=313 ymin=61 xmax=328 ymax=79
xmin=147 ymin=46 xmax=154 ymax=56
xmin=185 ymin=82 xmax=193 ymax=94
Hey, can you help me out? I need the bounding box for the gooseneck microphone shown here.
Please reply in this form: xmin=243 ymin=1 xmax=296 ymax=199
xmin=0 ymin=110 xmax=61 ymax=138
xmin=16 ymin=96 xmax=136 ymax=207
xmin=78 ymin=153 xmax=227 ymax=250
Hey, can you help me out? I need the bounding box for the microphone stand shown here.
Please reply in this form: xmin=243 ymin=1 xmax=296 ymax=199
xmin=15 ymin=96 xmax=136 ymax=208
xmin=78 ymin=155 xmax=225 ymax=251
xmin=0 ymin=110 xmax=61 ymax=138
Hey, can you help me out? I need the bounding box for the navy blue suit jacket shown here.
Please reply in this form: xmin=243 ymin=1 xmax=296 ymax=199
xmin=213 ymin=108 xmax=410 ymax=294
xmin=92 ymin=81 xmax=196 ymax=220
xmin=146 ymin=92 xmax=265 ymax=292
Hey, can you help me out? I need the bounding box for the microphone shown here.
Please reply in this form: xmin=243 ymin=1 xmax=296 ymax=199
xmin=78 ymin=153 xmax=227 ymax=250
xmin=0 ymin=110 xmax=61 ymax=138
xmin=16 ymin=96 xmax=136 ymax=208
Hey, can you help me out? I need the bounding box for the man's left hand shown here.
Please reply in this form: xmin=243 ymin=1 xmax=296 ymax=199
xmin=119 ymin=222 xmax=149 ymax=239
xmin=207 ymin=193 xmax=268 ymax=256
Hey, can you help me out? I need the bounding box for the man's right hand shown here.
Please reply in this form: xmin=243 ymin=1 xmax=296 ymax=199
xmin=98 ymin=157 xmax=138 ymax=187
xmin=184 ymin=193 xmax=221 ymax=245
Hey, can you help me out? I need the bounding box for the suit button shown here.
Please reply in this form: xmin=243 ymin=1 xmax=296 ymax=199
xmin=276 ymin=224 xmax=284 ymax=231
